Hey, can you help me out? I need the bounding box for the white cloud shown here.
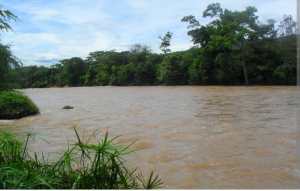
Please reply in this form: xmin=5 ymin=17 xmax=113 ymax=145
xmin=9 ymin=33 xmax=60 ymax=45
xmin=1 ymin=0 xmax=296 ymax=65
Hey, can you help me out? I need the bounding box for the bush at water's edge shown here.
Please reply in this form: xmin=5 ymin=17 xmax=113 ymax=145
xmin=0 ymin=90 xmax=39 ymax=119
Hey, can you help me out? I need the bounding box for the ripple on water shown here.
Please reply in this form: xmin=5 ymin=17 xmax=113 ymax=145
xmin=7 ymin=86 xmax=300 ymax=189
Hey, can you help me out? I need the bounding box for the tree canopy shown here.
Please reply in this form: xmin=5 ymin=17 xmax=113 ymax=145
xmin=1 ymin=3 xmax=297 ymax=88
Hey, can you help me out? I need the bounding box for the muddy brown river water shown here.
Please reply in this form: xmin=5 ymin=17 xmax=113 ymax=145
xmin=0 ymin=86 xmax=300 ymax=188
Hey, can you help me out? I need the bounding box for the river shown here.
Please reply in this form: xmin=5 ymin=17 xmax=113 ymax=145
xmin=0 ymin=86 xmax=300 ymax=188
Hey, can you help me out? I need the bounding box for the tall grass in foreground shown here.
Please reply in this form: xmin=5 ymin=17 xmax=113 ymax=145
xmin=0 ymin=129 xmax=162 ymax=189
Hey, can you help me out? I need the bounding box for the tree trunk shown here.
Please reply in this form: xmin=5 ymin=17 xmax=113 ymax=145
xmin=242 ymin=61 xmax=249 ymax=85
xmin=240 ymin=41 xmax=249 ymax=85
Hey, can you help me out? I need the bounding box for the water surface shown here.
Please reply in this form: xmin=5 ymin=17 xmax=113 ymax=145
xmin=1 ymin=86 xmax=300 ymax=189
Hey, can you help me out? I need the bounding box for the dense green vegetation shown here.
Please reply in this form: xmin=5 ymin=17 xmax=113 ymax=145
xmin=1 ymin=3 xmax=297 ymax=88
xmin=0 ymin=8 xmax=162 ymax=188
xmin=6 ymin=4 xmax=296 ymax=88
xmin=0 ymin=8 xmax=39 ymax=119
xmin=0 ymin=91 xmax=39 ymax=119
xmin=0 ymin=129 xmax=162 ymax=189
xmin=0 ymin=7 xmax=20 ymax=90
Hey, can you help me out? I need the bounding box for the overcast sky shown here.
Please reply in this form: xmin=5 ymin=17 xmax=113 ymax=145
xmin=0 ymin=0 xmax=297 ymax=66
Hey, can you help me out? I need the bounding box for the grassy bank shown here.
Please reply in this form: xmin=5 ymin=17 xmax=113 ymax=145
xmin=0 ymin=90 xmax=39 ymax=119
xmin=0 ymin=129 xmax=162 ymax=189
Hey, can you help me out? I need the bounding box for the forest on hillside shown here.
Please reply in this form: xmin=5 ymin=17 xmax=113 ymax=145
xmin=1 ymin=3 xmax=297 ymax=89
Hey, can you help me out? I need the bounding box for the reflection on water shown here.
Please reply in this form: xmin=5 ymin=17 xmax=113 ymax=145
xmin=0 ymin=86 xmax=300 ymax=189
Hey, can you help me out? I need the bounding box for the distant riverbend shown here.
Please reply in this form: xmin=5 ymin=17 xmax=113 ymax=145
xmin=0 ymin=86 xmax=299 ymax=189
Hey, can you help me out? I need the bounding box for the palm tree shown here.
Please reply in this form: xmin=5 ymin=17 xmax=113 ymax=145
xmin=0 ymin=5 xmax=18 ymax=89
xmin=0 ymin=5 xmax=17 ymax=31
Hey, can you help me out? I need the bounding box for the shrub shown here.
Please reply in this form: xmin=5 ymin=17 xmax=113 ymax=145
xmin=0 ymin=129 xmax=163 ymax=189
xmin=0 ymin=90 xmax=39 ymax=119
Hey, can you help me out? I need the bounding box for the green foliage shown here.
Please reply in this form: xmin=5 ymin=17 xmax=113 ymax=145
xmin=157 ymin=54 xmax=187 ymax=85
xmin=0 ymin=5 xmax=19 ymax=90
xmin=182 ymin=3 xmax=296 ymax=85
xmin=188 ymin=58 xmax=203 ymax=84
xmin=159 ymin=32 xmax=172 ymax=54
xmin=95 ymin=64 xmax=110 ymax=85
xmin=60 ymin=57 xmax=87 ymax=87
xmin=110 ymin=64 xmax=136 ymax=85
xmin=0 ymin=130 xmax=163 ymax=189
xmin=0 ymin=44 xmax=20 ymax=90
xmin=0 ymin=6 xmax=17 ymax=32
xmin=203 ymin=3 xmax=223 ymax=18
xmin=0 ymin=91 xmax=39 ymax=119
xmin=2 ymin=4 xmax=297 ymax=87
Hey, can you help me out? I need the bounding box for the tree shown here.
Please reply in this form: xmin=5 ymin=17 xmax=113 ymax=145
xmin=278 ymin=15 xmax=296 ymax=37
xmin=60 ymin=57 xmax=87 ymax=86
xmin=130 ymin=44 xmax=151 ymax=55
xmin=0 ymin=6 xmax=17 ymax=32
xmin=157 ymin=55 xmax=186 ymax=85
xmin=110 ymin=64 xmax=135 ymax=85
xmin=95 ymin=64 xmax=110 ymax=85
xmin=159 ymin=32 xmax=172 ymax=54
xmin=84 ymin=65 xmax=98 ymax=86
xmin=48 ymin=64 xmax=64 ymax=86
xmin=0 ymin=44 xmax=20 ymax=89
xmin=1 ymin=3 xmax=297 ymax=87
xmin=182 ymin=3 xmax=279 ymax=85
xmin=0 ymin=6 xmax=18 ymax=89
xmin=129 ymin=44 xmax=158 ymax=85
xmin=203 ymin=3 xmax=223 ymax=17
